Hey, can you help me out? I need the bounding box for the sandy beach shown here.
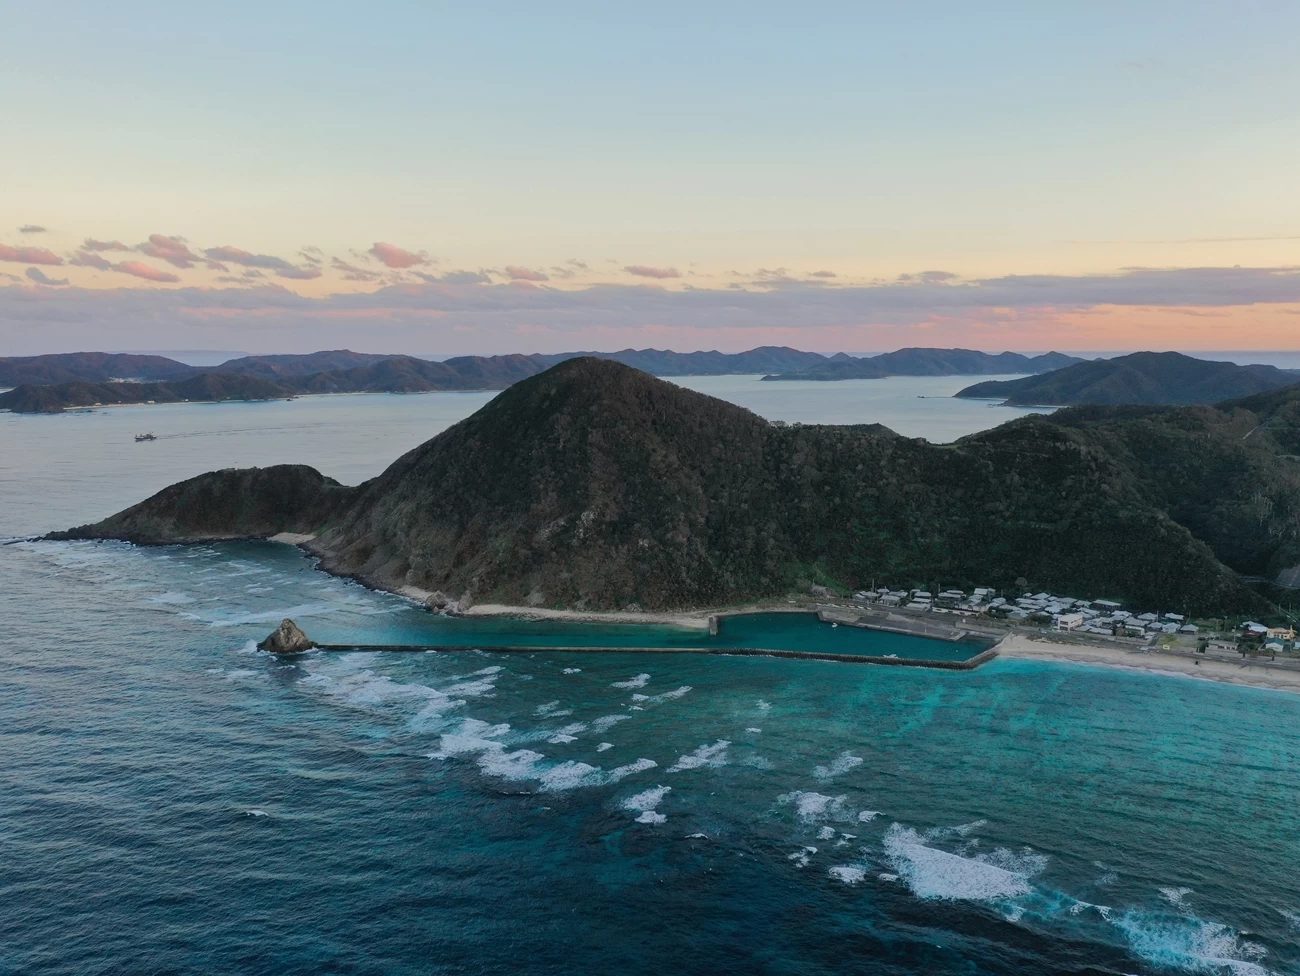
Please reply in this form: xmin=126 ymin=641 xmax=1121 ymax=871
xmin=998 ymin=633 xmax=1300 ymax=694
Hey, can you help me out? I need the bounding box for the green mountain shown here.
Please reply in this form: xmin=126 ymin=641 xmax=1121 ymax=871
xmin=0 ymin=352 xmax=198 ymax=386
xmin=957 ymin=351 xmax=1300 ymax=406
xmin=761 ymin=348 xmax=1081 ymax=381
xmin=56 ymin=358 xmax=1300 ymax=615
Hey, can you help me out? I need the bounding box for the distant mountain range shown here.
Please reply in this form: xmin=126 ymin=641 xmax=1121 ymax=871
xmin=956 ymin=352 xmax=1300 ymax=406
xmin=760 ymin=348 xmax=1083 ymax=381
xmin=57 ymin=357 xmax=1300 ymax=615
xmin=0 ymin=345 xmax=1080 ymax=413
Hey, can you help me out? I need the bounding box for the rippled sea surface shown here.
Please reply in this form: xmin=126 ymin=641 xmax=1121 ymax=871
xmin=2 ymin=387 xmax=1299 ymax=975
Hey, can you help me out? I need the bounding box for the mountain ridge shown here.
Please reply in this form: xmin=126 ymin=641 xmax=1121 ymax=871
xmin=957 ymin=351 xmax=1300 ymax=406
xmin=54 ymin=357 xmax=1300 ymax=616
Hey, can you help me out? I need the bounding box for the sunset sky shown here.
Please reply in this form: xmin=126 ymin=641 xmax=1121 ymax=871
xmin=3 ymin=1 xmax=1299 ymax=356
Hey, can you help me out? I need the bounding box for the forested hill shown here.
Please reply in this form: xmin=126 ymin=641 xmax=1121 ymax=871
xmin=58 ymin=357 xmax=1300 ymax=616
xmin=0 ymin=352 xmax=199 ymax=386
xmin=761 ymin=348 xmax=1082 ymax=381
xmin=957 ymin=351 xmax=1300 ymax=406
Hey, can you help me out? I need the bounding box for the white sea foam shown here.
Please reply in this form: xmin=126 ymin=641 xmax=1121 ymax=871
xmin=756 ymin=700 xmax=770 ymax=711
xmin=788 ymin=846 xmax=817 ymax=868
xmin=596 ymin=742 xmax=614 ymax=752
xmin=590 ymin=714 xmax=631 ymax=734
xmin=778 ymin=791 xmax=848 ymax=823
xmin=829 ymin=865 xmax=866 ymax=885
xmin=434 ymin=720 xmax=654 ymax=792
xmin=1281 ymin=908 xmax=1300 ymax=930
xmin=631 ymin=685 xmax=692 ymax=704
xmin=882 ymin=824 xmax=1041 ymax=902
xmin=1112 ymin=909 xmax=1272 ymax=976
xmin=1159 ymin=886 xmax=1194 ymax=909
xmin=622 ymin=785 xmax=671 ymax=823
xmin=244 ymin=809 xmax=269 ymax=817
xmin=612 ymin=673 xmax=651 ymax=689
xmin=746 ymin=727 xmax=761 ymax=733
xmin=813 ymin=751 xmax=864 ymax=780
xmin=546 ymin=722 xmax=588 ymax=744
xmin=817 ymin=826 xmax=837 ymax=840
xmin=858 ymin=810 xmax=881 ymax=822
xmin=223 ymin=669 xmax=258 ymax=681
xmin=668 ymin=740 xmax=730 ymax=773
xmin=562 ymin=668 xmax=582 ymax=674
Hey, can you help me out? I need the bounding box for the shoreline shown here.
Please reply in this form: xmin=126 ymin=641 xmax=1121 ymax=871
xmin=998 ymin=634 xmax=1300 ymax=694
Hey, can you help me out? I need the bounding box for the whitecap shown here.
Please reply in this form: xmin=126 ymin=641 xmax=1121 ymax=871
xmin=244 ymin=809 xmax=269 ymax=817
xmin=817 ymin=826 xmax=837 ymax=840
xmin=778 ymin=791 xmax=848 ymax=823
xmin=632 ymin=685 xmax=692 ymax=705
xmin=858 ymin=810 xmax=881 ymax=822
xmin=829 ymin=866 xmax=866 ymax=885
xmin=590 ymin=714 xmax=631 ymax=734
xmin=612 ymin=673 xmax=650 ymax=689
xmin=668 ymin=740 xmax=730 ymax=773
xmin=546 ymin=722 xmax=588 ymax=744
xmin=562 ymin=668 xmax=582 ymax=674
xmin=788 ymin=846 xmax=817 ymax=868
xmin=622 ymin=784 xmax=670 ymax=823
xmin=813 ymin=751 xmax=864 ymax=780
xmin=1158 ymin=886 xmax=1194 ymax=909
xmin=881 ymin=824 xmax=1041 ymax=902
xmin=596 ymin=742 xmax=614 ymax=752
xmin=1112 ymin=909 xmax=1272 ymax=976
xmin=746 ymin=727 xmax=761 ymax=733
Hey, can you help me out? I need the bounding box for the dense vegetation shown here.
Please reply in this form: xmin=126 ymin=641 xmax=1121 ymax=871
xmin=61 ymin=358 xmax=1300 ymax=616
xmin=957 ymin=351 xmax=1299 ymax=405
xmin=762 ymin=348 xmax=1080 ymax=381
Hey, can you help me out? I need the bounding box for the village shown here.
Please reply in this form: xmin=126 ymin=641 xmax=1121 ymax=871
xmin=819 ymin=584 xmax=1300 ymax=657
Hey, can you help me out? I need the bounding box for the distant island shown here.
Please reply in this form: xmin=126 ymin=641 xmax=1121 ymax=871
xmin=760 ymin=348 xmax=1082 ymax=381
xmin=956 ymin=351 xmax=1300 ymax=406
xmin=0 ymin=345 xmax=1080 ymax=413
xmin=53 ymin=357 xmax=1300 ymax=617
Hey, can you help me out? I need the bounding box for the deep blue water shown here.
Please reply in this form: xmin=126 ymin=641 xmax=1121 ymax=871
xmin=3 ymin=538 xmax=1299 ymax=975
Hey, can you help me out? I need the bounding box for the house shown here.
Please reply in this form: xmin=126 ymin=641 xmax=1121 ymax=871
xmin=1263 ymin=641 xmax=1285 ymax=654
xmin=1241 ymin=622 xmax=1269 ymax=640
xmin=1179 ymin=624 xmax=1199 ymax=634
xmin=1056 ymin=612 xmax=1085 ymax=632
xmin=1267 ymin=626 xmax=1296 ymax=640
xmin=879 ymin=594 xmax=902 ymax=607
xmin=1123 ymin=622 xmax=1147 ymax=637
xmin=1093 ymin=599 xmax=1122 ymax=611
xmin=1163 ymin=613 xmax=1185 ymax=622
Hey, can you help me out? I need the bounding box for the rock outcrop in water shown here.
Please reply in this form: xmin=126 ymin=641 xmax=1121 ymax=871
xmin=52 ymin=357 xmax=1300 ymax=614
xmin=258 ymin=619 xmax=313 ymax=654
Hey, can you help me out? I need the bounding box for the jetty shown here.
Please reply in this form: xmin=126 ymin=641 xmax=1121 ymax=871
xmin=257 ymin=618 xmax=1002 ymax=671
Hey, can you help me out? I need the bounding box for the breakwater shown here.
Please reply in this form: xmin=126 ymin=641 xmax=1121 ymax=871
xmin=301 ymin=633 xmax=1001 ymax=669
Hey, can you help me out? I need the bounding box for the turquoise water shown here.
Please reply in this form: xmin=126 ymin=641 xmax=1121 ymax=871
xmin=3 ymin=387 xmax=1300 ymax=975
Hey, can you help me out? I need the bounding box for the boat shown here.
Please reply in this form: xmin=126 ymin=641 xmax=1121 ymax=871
xmin=134 ymin=432 xmax=157 ymax=442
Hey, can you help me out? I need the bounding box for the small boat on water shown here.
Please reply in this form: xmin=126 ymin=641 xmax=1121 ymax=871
xmin=134 ymin=432 xmax=157 ymax=442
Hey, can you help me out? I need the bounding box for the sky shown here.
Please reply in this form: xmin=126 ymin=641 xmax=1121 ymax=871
xmin=2 ymin=1 xmax=1299 ymax=356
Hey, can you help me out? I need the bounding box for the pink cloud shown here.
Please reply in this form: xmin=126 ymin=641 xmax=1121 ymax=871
xmin=332 ymin=257 xmax=381 ymax=282
xmin=83 ymin=238 xmax=130 ymax=251
xmin=624 ymin=264 xmax=680 ymax=279
xmin=118 ymin=261 xmax=181 ymax=283
xmin=139 ymin=234 xmax=200 ymax=268
xmin=70 ymin=251 xmax=114 ymax=270
xmin=369 ymin=242 xmax=428 ymax=269
xmin=0 ymin=244 xmax=63 ymax=266
xmin=505 ymin=265 xmax=549 ymax=282
xmin=277 ymin=267 xmax=322 ymax=280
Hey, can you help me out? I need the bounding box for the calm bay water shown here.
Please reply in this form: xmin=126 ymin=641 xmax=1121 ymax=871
xmin=2 ymin=383 xmax=1298 ymax=975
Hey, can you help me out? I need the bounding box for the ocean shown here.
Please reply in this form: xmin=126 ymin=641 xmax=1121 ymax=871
xmin=2 ymin=380 xmax=1298 ymax=975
